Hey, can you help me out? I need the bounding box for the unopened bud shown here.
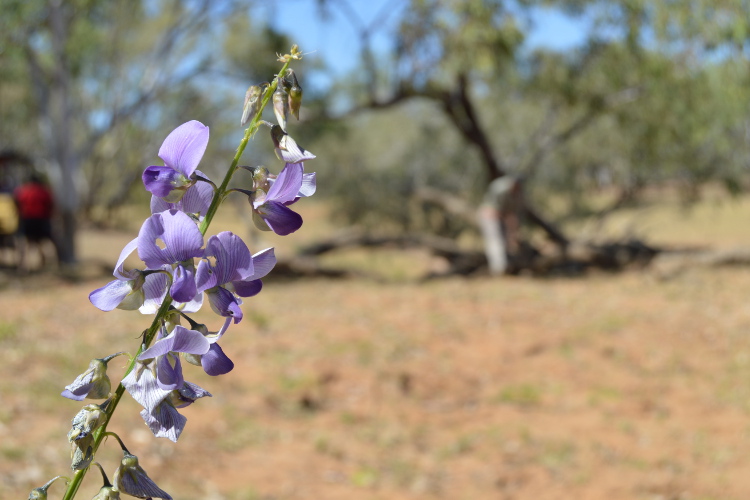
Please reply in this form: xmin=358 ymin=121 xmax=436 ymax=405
xmin=287 ymin=70 xmax=303 ymax=120
xmin=28 ymin=476 xmax=70 ymax=500
xmin=241 ymin=85 xmax=264 ymax=126
xmin=272 ymin=84 xmax=289 ymax=131
xmin=91 ymin=462 xmax=121 ymax=500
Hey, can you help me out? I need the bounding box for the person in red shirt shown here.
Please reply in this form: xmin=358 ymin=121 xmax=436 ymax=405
xmin=13 ymin=173 xmax=55 ymax=270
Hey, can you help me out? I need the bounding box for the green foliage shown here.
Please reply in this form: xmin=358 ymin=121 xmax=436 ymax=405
xmin=315 ymin=0 xmax=750 ymax=236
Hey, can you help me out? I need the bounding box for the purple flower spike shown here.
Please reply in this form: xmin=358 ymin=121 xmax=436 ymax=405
xmin=253 ymin=163 xmax=305 ymax=235
xmin=143 ymin=120 xmax=209 ymax=202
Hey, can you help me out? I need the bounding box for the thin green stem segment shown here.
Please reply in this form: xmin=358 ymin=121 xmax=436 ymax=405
xmin=61 ymin=54 xmax=294 ymax=500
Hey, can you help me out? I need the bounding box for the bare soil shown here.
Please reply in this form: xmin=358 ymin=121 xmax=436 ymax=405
xmin=4 ymin=199 xmax=750 ymax=499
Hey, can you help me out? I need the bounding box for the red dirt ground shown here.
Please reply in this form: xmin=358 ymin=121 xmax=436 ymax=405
xmin=4 ymin=194 xmax=750 ymax=499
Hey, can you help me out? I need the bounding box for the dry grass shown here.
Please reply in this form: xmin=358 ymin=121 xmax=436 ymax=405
xmin=4 ymin=195 xmax=750 ymax=499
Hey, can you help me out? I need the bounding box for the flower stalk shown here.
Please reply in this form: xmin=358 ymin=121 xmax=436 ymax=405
xmin=57 ymin=46 xmax=310 ymax=500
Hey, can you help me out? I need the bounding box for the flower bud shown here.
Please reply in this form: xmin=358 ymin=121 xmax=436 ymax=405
xmin=27 ymin=476 xmax=69 ymax=500
xmin=241 ymin=85 xmax=263 ymax=126
xmin=91 ymin=462 xmax=121 ymax=500
xmin=113 ymin=451 xmax=172 ymax=500
xmin=287 ymin=70 xmax=303 ymax=120
xmin=272 ymin=84 xmax=289 ymax=131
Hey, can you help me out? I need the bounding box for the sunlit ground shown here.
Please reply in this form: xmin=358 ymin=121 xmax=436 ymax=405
xmin=3 ymin=193 xmax=750 ymax=500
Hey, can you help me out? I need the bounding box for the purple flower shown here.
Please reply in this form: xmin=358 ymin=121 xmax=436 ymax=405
xmin=195 ymin=232 xmax=254 ymax=323
xmin=150 ymin=170 xmax=215 ymax=218
xmin=142 ymin=120 xmax=209 ymax=203
xmin=252 ymin=163 xmax=307 ymax=235
xmin=89 ymin=239 xmax=148 ymax=312
xmin=140 ymin=381 xmax=211 ymax=442
xmin=138 ymin=210 xmax=204 ymax=303
xmin=138 ymin=326 xmax=211 ymax=391
xmin=122 ymin=358 xmax=211 ymax=442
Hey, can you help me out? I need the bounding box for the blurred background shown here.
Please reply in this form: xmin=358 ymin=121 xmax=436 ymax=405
xmin=4 ymin=1 xmax=750 ymax=499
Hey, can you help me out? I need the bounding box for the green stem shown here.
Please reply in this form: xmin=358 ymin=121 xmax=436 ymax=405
xmin=61 ymin=54 xmax=294 ymax=500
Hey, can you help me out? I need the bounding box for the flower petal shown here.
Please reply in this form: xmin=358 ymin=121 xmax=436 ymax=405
xmin=150 ymin=170 xmax=214 ymax=216
xmin=206 ymin=286 xmax=243 ymax=323
xmin=299 ymin=171 xmax=317 ymax=198
xmin=89 ymin=279 xmax=134 ymax=312
xmin=122 ymin=363 xmax=169 ymax=412
xmin=158 ymin=120 xmax=209 ymax=178
xmin=113 ymin=238 xmax=139 ymax=280
xmin=142 ymin=166 xmax=189 ymax=198
xmin=233 ymin=279 xmax=263 ymax=298
xmin=201 ymin=343 xmax=234 ymax=376
xmin=267 ymin=163 xmax=304 ymax=204
xmin=141 ymin=404 xmax=185 ymax=443
xmin=170 ymin=263 xmax=197 ymax=303
xmin=259 ymin=201 xmax=303 ymax=236
xmin=248 ymin=247 xmax=276 ymax=280
xmin=138 ymin=210 xmax=204 ymax=268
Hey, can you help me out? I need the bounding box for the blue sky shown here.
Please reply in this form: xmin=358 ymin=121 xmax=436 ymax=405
xmin=264 ymin=0 xmax=590 ymax=93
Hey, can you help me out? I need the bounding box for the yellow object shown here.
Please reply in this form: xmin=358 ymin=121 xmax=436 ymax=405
xmin=0 ymin=193 xmax=18 ymax=235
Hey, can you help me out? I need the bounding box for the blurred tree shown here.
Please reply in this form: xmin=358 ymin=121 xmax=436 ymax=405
xmin=0 ymin=0 xmax=249 ymax=265
xmin=311 ymin=0 xmax=750 ymax=272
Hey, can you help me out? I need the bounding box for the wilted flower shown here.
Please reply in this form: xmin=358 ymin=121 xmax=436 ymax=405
xmin=61 ymin=352 xmax=126 ymax=401
xmin=113 ymin=450 xmax=172 ymax=500
xmin=68 ymin=402 xmax=110 ymax=470
xmin=27 ymin=476 xmax=69 ymax=500
xmin=142 ymin=120 xmax=209 ymax=203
